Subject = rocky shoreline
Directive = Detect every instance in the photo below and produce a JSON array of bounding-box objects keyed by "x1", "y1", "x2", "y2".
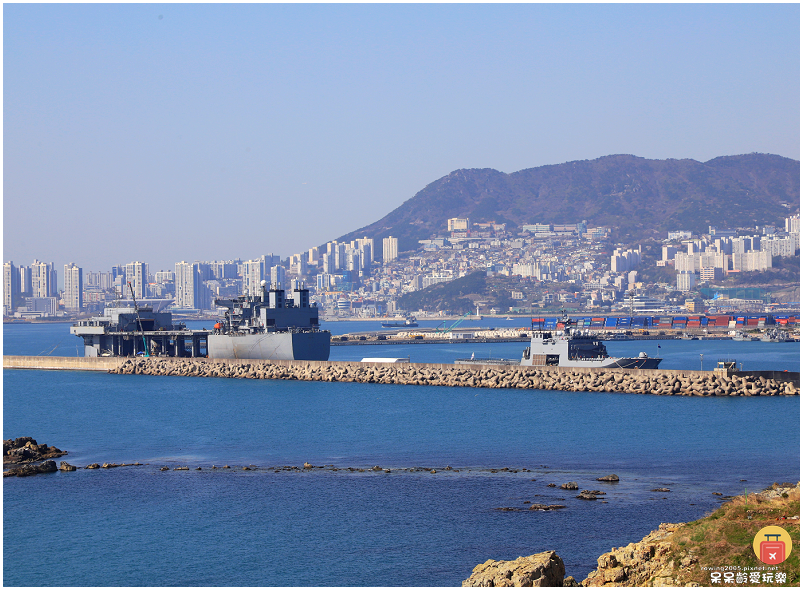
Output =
[
  {"x1": 463, "y1": 481, "x2": 800, "y2": 587},
  {"x1": 108, "y1": 357, "x2": 800, "y2": 397}
]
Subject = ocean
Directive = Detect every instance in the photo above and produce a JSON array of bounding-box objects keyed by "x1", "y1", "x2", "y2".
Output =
[{"x1": 3, "y1": 320, "x2": 799, "y2": 586}]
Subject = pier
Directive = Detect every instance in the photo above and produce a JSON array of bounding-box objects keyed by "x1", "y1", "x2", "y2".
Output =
[{"x1": 5, "y1": 355, "x2": 798, "y2": 396}]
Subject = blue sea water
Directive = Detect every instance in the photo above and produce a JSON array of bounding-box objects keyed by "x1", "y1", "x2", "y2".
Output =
[{"x1": 3, "y1": 321, "x2": 800, "y2": 586}]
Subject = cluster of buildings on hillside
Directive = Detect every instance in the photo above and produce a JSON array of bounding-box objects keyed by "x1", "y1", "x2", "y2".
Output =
[
  {"x1": 4, "y1": 215, "x2": 799, "y2": 320},
  {"x1": 659, "y1": 215, "x2": 800, "y2": 291}
]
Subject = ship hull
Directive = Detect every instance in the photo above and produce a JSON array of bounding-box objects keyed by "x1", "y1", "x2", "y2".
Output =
[
  {"x1": 552, "y1": 356, "x2": 662, "y2": 369},
  {"x1": 207, "y1": 331, "x2": 331, "y2": 361}
]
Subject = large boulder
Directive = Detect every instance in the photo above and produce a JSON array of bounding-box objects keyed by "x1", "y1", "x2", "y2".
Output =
[
  {"x1": 463, "y1": 551, "x2": 565, "y2": 587},
  {"x1": 596, "y1": 474, "x2": 619, "y2": 482}
]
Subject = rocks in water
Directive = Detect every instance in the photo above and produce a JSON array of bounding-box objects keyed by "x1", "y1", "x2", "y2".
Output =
[
  {"x1": 597, "y1": 474, "x2": 619, "y2": 482},
  {"x1": 529, "y1": 504, "x2": 566, "y2": 511},
  {"x1": 86, "y1": 463, "x2": 100, "y2": 469},
  {"x1": 60, "y1": 461, "x2": 77, "y2": 471},
  {"x1": 561, "y1": 482, "x2": 579, "y2": 490},
  {"x1": 547, "y1": 483, "x2": 556, "y2": 487},
  {"x1": 651, "y1": 488, "x2": 671, "y2": 492},
  {"x1": 462, "y1": 550, "x2": 565, "y2": 587},
  {"x1": 160, "y1": 466, "x2": 169, "y2": 471},
  {"x1": 3, "y1": 460, "x2": 58, "y2": 477},
  {"x1": 3, "y1": 437, "x2": 67, "y2": 465},
  {"x1": 303, "y1": 462, "x2": 313, "y2": 469},
  {"x1": 576, "y1": 491, "x2": 599, "y2": 500}
]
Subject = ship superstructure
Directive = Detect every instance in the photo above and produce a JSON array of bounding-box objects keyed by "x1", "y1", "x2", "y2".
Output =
[{"x1": 207, "y1": 283, "x2": 330, "y2": 361}]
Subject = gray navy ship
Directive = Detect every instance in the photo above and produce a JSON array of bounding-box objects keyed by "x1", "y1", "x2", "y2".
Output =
[
  {"x1": 71, "y1": 283, "x2": 330, "y2": 361},
  {"x1": 209, "y1": 282, "x2": 330, "y2": 361},
  {"x1": 457, "y1": 313, "x2": 661, "y2": 369}
]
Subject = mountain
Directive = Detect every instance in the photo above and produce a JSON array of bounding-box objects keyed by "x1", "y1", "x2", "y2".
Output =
[{"x1": 339, "y1": 153, "x2": 800, "y2": 256}]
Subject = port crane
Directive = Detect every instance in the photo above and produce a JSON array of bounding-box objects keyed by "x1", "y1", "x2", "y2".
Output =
[
  {"x1": 128, "y1": 281, "x2": 150, "y2": 357},
  {"x1": 435, "y1": 311, "x2": 472, "y2": 334}
]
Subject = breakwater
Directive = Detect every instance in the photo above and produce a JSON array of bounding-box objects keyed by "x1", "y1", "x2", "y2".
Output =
[{"x1": 99, "y1": 357, "x2": 800, "y2": 396}]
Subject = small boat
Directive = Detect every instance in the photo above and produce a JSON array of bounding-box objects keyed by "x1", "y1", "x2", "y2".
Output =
[{"x1": 381, "y1": 316, "x2": 418, "y2": 329}]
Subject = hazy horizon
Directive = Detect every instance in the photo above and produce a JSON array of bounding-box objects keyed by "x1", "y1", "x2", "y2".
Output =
[{"x1": 5, "y1": 4, "x2": 800, "y2": 276}]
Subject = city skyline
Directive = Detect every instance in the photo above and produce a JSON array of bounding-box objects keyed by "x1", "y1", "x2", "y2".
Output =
[{"x1": 5, "y1": 4, "x2": 800, "y2": 274}]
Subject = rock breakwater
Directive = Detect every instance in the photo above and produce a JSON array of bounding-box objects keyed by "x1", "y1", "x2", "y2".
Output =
[{"x1": 109, "y1": 358, "x2": 800, "y2": 396}]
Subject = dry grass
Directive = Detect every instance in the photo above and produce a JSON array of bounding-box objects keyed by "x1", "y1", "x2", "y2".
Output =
[{"x1": 668, "y1": 484, "x2": 800, "y2": 586}]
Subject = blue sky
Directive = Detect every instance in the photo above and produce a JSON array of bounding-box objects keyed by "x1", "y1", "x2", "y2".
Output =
[{"x1": 4, "y1": 3, "x2": 800, "y2": 275}]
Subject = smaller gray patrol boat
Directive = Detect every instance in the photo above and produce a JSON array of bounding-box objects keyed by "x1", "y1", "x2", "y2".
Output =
[
  {"x1": 520, "y1": 315, "x2": 661, "y2": 369},
  {"x1": 457, "y1": 313, "x2": 661, "y2": 369}
]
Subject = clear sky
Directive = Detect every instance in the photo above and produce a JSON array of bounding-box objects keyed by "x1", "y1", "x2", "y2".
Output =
[{"x1": 4, "y1": 3, "x2": 800, "y2": 276}]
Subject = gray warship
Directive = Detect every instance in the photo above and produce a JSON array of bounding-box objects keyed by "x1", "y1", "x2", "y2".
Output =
[
  {"x1": 208, "y1": 283, "x2": 330, "y2": 361},
  {"x1": 457, "y1": 313, "x2": 661, "y2": 369},
  {"x1": 520, "y1": 326, "x2": 661, "y2": 369},
  {"x1": 71, "y1": 283, "x2": 330, "y2": 361}
]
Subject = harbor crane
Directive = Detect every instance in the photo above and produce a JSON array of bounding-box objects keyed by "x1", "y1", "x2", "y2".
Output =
[{"x1": 128, "y1": 281, "x2": 150, "y2": 357}]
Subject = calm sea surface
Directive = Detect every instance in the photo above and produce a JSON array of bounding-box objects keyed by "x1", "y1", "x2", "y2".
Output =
[{"x1": 3, "y1": 320, "x2": 799, "y2": 586}]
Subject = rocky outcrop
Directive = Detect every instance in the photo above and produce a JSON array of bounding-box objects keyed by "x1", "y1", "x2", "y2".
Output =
[
  {"x1": 108, "y1": 358, "x2": 800, "y2": 397},
  {"x1": 3, "y1": 437, "x2": 67, "y2": 465},
  {"x1": 463, "y1": 551, "x2": 565, "y2": 587},
  {"x1": 581, "y1": 523, "x2": 687, "y2": 587},
  {"x1": 3, "y1": 460, "x2": 58, "y2": 477}
]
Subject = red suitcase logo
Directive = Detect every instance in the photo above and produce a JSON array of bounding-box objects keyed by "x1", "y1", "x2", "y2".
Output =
[
  {"x1": 754, "y1": 526, "x2": 792, "y2": 565},
  {"x1": 760, "y1": 534, "x2": 785, "y2": 564}
]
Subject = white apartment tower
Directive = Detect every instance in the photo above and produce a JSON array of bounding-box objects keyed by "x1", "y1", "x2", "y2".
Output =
[
  {"x1": 175, "y1": 261, "x2": 211, "y2": 309},
  {"x1": 382, "y1": 236, "x2": 398, "y2": 262},
  {"x1": 31, "y1": 260, "x2": 57, "y2": 298},
  {"x1": 63, "y1": 263, "x2": 83, "y2": 311},
  {"x1": 125, "y1": 261, "x2": 148, "y2": 299},
  {"x1": 786, "y1": 214, "x2": 800, "y2": 234},
  {"x1": 242, "y1": 259, "x2": 263, "y2": 295}
]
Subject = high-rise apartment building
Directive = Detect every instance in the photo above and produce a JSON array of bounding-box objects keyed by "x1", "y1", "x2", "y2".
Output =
[
  {"x1": 175, "y1": 261, "x2": 211, "y2": 309},
  {"x1": 19, "y1": 265, "x2": 33, "y2": 297},
  {"x1": 63, "y1": 263, "x2": 83, "y2": 311},
  {"x1": 3, "y1": 261, "x2": 21, "y2": 315},
  {"x1": 125, "y1": 261, "x2": 148, "y2": 299},
  {"x1": 31, "y1": 260, "x2": 57, "y2": 298},
  {"x1": 242, "y1": 259, "x2": 263, "y2": 295},
  {"x1": 271, "y1": 265, "x2": 287, "y2": 291},
  {"x1": 382, "y1": 236, "x2": 398, "y2": 262}
]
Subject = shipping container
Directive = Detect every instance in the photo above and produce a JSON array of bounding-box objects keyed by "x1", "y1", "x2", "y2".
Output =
[{"x1": 606, "y1": 317, "x2": 619, "y2": 327}]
